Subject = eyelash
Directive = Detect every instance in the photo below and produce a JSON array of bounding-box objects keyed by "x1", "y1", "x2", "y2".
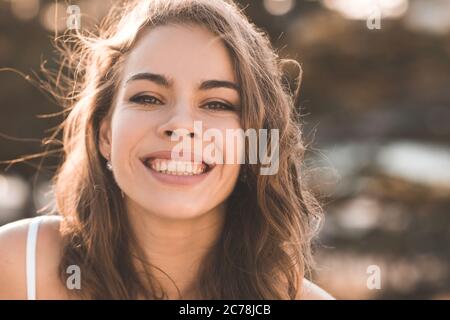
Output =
[{"x1": 129, "y1": 94, "x2": 236, "y2": 111}]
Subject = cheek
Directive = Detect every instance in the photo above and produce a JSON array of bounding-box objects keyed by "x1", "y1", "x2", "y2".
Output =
[
  {"x1": 110, "y1": 111, "x2": 156, "y2": 173},
  {"x1": 210, "y1": 119, "x2": 243, "y2": 186}
]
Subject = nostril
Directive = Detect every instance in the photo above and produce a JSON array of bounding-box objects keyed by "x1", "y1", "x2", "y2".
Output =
[
  {"x1": 165, "y1": 130, "x2": 195, "y2": 138},
  {"x1": 164, "y1": 130, "x2": 173, "y2": 137}
]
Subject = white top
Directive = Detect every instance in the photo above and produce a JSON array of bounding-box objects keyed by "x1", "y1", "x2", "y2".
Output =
[{"x1": 26, "y1": 215, "x2": 62, "y2": 300}]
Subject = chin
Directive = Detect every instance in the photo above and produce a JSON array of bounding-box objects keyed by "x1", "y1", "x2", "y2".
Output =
[{"x1": 140, "y1": 199, "x2": 211, "y2": 220}]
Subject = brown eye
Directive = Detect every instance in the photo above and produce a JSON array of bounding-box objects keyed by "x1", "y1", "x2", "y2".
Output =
[
  {"x1": 129, "y1": 94, "x2": 163, "y2": 105},
  {"x1": 203, "y1": 101, "x2": 235, "y2": 111}
]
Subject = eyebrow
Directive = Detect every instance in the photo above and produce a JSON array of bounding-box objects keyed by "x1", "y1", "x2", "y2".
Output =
[{"x1": 125, "y1": 72, "x2": 240, "y2": 93}]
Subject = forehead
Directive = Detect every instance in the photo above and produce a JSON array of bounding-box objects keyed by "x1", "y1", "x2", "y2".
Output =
[{"x1": 122, "y1": 24, "x2": 237, "y2": 85}]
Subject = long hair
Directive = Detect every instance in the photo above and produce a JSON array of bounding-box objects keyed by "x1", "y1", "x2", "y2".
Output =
[{"x1": 48, "y1": 0, "x2": 324, "y2": 299}]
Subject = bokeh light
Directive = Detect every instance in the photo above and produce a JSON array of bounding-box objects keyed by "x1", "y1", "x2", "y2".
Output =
[
  {"x1": 322, "y1": 0, "x2": 409, "y2": 20},
  {"x1": 39, "y1": 2, "x2": 67, "y2": 32},
  {"x1": 263, "y1": 0, "x2": 296, "y2": 16},
  {"x1": 10, "y1": 0, "x2": 40, "y2": 21}
]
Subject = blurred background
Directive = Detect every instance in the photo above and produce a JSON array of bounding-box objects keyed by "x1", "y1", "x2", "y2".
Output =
[{"x1": 0, "y1": 0, "x2": 449, "y2": 299}]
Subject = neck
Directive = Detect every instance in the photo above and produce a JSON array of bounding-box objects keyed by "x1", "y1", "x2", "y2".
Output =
[{"x1": 126, "y1": 199, "x2": 226, "y2": 299}]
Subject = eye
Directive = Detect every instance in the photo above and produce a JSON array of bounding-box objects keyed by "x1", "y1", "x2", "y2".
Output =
[
  {"x1": 129, "y1": 94, "x2": 163, "y2": 105},
  {"x1": 202, "y1": 101, "x2": 237, "y2": 111}
]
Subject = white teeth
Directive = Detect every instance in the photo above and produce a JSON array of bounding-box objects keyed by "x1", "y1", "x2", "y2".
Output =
[
  {"x1": 147, "y1": 159, "x2": 207, "y2": 175},
  {"x1": 177, "y1": 162, "x2": 185, "y2": 172},
  {"x1": 167, "y1": 161, "x2": 176, "y2": 172}
]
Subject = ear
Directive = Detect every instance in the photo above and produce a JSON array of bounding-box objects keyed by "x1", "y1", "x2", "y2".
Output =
[{"x1": 98, "y1": 116, "x2": 112, "y2": 160}]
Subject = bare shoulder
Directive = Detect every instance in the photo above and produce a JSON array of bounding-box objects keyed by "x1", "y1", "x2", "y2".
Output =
[
  {"x1": 297, "y1": 278, "x2": 335, "y2": 300},
  {"x1": 0, "y1": 216, "x2": 66, "y2": 299}
]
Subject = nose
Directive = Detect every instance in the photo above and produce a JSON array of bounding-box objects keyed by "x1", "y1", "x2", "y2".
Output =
[{"x1": 157, "y1": 103, "x2": 198, "y2": 140}]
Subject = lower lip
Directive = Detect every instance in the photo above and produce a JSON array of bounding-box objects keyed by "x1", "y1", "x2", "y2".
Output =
[{"x1": 141, "y1": 161, "x2": 212, "y2": 186}]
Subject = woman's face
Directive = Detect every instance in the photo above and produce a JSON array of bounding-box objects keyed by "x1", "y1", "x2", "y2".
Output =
[{"x1": 100, "y1": 24, "x2": 243, "y2": 219}]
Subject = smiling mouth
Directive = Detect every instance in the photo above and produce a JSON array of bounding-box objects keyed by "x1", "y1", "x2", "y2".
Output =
[{"x1": 141, "y1": 157, "x2": 215, "y2": 176}]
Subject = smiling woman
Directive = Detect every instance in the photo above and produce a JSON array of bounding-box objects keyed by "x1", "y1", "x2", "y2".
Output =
[{"x1": 0, "y1": 0, "x2": 332, "y2": 300}]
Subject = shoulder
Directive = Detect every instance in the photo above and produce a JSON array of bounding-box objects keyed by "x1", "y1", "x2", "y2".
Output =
[
  {"x1": 0, "y1": 216, "x2": 66, "y2": 299},
  {"x1": 297, "y1": 278, "x2": 335, "y2": 300}
]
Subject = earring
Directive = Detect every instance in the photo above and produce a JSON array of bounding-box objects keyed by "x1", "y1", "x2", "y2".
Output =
[
  {"x1": 105, "y1": 155, "x2": 124, "y2": 198},
  {"x1": 106, "y1": 155, "x2": 112, "y2": 171}
]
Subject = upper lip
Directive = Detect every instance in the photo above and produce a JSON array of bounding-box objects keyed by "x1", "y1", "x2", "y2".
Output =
[{"x1": 140, "y1": 150, "x2": 216, "y2": 169}]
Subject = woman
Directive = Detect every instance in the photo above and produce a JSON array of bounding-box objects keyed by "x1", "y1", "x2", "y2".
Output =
[{"x1": 0, "y1": 0, "x2": 333, "y2": 300}]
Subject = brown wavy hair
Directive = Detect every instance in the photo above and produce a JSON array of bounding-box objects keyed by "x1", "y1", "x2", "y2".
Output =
[{"x1": 44, "y1": 0, "x2": 324, "y2": 299}]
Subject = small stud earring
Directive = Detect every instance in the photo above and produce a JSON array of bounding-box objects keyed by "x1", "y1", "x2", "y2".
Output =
[
  {"x1": 105, "y1": 155, "x2": 124, "y2": 198},
  {"x1": 106, "y1": 156, "x2": 113, "y2": 171}
]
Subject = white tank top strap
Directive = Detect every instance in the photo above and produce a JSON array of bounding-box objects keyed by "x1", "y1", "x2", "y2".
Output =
[
  {"x1": 26, "y1": 216, "x2": 46, "y2": 300},
  {"x1": 26, "y1": 215, "x2": 61, "y2": 300}
]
